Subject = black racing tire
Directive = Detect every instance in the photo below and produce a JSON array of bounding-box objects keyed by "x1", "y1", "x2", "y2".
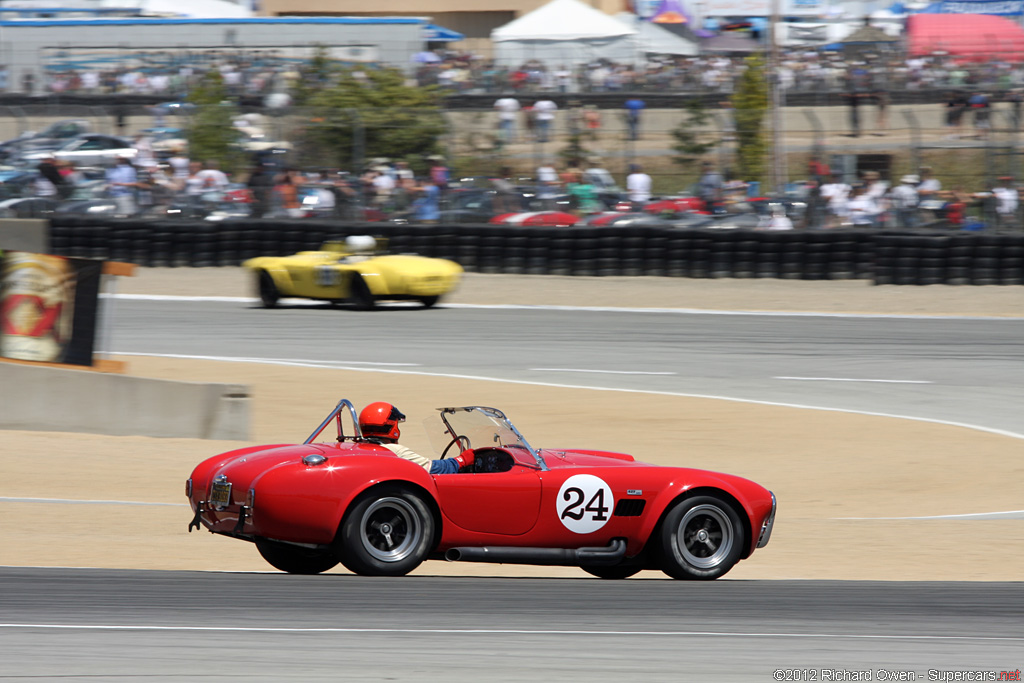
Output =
[
  {"x1": 581, "y1": 564, "x2": 643, "y2": 580},
  {"x1": 349, "y1": 274, "x2": 375, "y2": 310},
  {"x1": 336, "y1": 486, "x2": 434, "y2": 577},
  {"x1": 419, "y1": 295, "x2": 440, "y2": 308},
  {"x1": 659, "y1": 495, "x2": 745, "y2": 580},
  {"x1": 255, "y1": 538, "x2": 339, "y2": 575},
  {"x1": 257, "y1": 270, "x2": 280, "y2": 308}
]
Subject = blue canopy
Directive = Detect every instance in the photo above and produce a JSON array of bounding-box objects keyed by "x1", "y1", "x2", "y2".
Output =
[{"x1": 424, "y1": 23, "x2": 465, "y2": 41}]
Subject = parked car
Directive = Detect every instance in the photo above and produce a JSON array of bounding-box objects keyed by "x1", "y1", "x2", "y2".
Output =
[
  {"x1": 243, "y1": 235, "x2": 463, "y2": 309},
  {"x1": 19, "y1": 134, "x2": 137, "y2": 167},
  {"x1": 489, "y1": 210, "x2": 580, "y2": 226},
  {"x1": 186, "y1": 401, "x2": 776, "y2": 579},
  {"x1": 0, "y1": 196, "x2": 59, "y2": 218},
  {"x1": 0, "y1": 118, "x2": 91, "y2": 163}
]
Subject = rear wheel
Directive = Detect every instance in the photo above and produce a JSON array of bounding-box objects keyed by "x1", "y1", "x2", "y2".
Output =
[
  {"x1": 336, "y1": 486, "x2": 434, "y2": 576},
  {"x1": 255, "y1": 538, "x2": 339, "y2": 574},
  {"x1": 349, "y1": 275, "x2": 375, "y2": 310},
  {"x1": 660, "y1": 495, "x2": 744, "y2": 580},
  {"x1": 419, "y1": 295, "x2": 439, "y2": 308},
  {"x1": 257, "y1": 271, "x2": 279, "y2": 308}
]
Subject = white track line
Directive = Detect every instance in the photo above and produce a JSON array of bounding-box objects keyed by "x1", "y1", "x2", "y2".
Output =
[
  {"x1": 0, "y1": 497, "x2": 185, "y2": 507},
  {"x1": 0, "y1": 623, "x2": 1019, "y2": 642},
  {"x1": 102, "y1": 294, "x2": 1024, "y2": 321},
  {"x1": 835, "y1": 510, "x2": 1024, "y2": 521},
  {"x1": 112, "y1": 352, "x2": 418, "y2": 367},
  {"x1": 108, "y1": 351, "x2": 1024, "y2": 443},
  {"x1": 776, "y1": 376, "x2": 933, "y2": 384},
  {"x1": 531, "y1": 368, "x2": 676, "y2": 376}
]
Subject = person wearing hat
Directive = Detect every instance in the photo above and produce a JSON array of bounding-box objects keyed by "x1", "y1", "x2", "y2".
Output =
[{"x1": 889, "y1": 174, "x2": 920, "y2": 228}]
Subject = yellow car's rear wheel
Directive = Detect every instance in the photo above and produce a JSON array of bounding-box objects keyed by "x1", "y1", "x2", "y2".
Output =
[
  {"x1": 257, "y1": 271, "x2": 279, "y2": 308},
  {"x1": 350, "y1": 275, "x2": 375, "y2": 311}
]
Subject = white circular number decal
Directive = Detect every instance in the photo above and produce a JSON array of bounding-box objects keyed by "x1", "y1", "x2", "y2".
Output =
[{"x1": 556, "y1": 474, "x2": 614, "y2": 534}]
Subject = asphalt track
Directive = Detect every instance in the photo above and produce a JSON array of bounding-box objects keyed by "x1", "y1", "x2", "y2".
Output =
[
  {"x1": 106, "y1": 296, "x2": 1024, "y2": 438},
  {"x1": 2, "y1": 567, "x2": 1022, "y2": 682},
  {"x1": 12, "y1": 296, "x2": 1015, "y2": 680}
]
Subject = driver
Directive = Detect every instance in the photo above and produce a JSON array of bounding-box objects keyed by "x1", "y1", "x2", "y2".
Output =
[{"x1": 358, "y1": 402, "x2": 474, "y2": 474}]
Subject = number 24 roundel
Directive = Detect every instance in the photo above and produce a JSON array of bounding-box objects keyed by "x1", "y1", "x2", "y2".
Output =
[{"x1": 556, "y1": 474, "x2": 614, "y2": 534}]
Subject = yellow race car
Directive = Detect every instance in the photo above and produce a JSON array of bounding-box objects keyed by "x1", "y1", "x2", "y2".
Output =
[{"x1": 243, "y1": 236, "x2": 462, "y2": 309}]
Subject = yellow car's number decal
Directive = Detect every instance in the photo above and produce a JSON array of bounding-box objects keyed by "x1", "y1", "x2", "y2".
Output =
[{"x1": 314, "y1": 266, "x2": 340, "y2": 288}]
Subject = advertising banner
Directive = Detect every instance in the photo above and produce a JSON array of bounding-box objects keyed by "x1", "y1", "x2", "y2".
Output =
[
  {"x1": 922, "y1": 0, "x2": 1024, "y2": 15},
  {"x1": 0, "y1": 252, "x2": 102, "y2": 366}
]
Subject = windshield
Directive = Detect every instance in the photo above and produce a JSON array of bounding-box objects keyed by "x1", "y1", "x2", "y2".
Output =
[{"x1": 425, "y1": 407, "x2": 547, "y2": 470}]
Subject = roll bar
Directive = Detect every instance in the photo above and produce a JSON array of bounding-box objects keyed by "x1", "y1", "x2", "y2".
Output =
[{"x1": 305, "y1": 399, "x2": 363, "y2": 444}]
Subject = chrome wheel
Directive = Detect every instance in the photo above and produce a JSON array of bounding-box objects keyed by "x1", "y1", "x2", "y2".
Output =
[
  {"x1": 660, "y1": 495, "x2": 744, "y2": 580},
  {"x1": 338, "y1": 487, "x2": 435, "y2": 576},
  {"x1": 358, "y1": 496, "x2": 423, "y2": 563},
  {"x1": 676, "y1": 504, "x2": 734, "y2": 569}
]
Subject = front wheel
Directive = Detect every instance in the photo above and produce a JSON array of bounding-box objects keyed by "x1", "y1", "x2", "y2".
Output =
[
  {"x1": 336, "y1": 487, "x2": 434, "y2": 576},
  {"x1": 418, "y1": 295, "x2": 439, "y2": 308},
  {"x1": 255, "y1": 538, "x2": 339, "y2": 574},
  {"x1": 659, "y1": 495, "x2": 744, "y2": 580}
]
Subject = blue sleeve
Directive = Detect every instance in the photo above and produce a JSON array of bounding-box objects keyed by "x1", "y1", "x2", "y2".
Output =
[{"x1": 429, "y1": 458, "x2": 461, "y2": 475}]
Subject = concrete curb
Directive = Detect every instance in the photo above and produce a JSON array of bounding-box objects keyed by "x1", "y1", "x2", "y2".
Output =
[{"x1": 0, "y1": 362, "x2": 250, "y2": 439}]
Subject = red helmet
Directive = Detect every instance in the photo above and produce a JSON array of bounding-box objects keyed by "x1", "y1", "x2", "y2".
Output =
[{"x1": 358, "y1": 402, "x2": 406, "y2": 441}]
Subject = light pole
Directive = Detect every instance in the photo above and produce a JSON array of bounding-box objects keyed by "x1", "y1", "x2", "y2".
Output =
[{"x1": 769, "y1": 0, "x2": 787, "y2": 193}]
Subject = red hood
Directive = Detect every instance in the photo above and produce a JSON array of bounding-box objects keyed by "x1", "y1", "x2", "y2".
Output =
[{"x1": 538, "y1": 448, "x2": 638, "y2": 468}]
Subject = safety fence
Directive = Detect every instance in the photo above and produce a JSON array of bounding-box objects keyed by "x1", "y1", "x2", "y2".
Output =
[{"x1": 48, "y1": 217, "x2": 1024, "y2": 286}]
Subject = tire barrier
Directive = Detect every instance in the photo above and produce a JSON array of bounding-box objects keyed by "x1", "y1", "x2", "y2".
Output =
[{"x1": 46, "y1": 217, "x2": 1024, "y2": 286}]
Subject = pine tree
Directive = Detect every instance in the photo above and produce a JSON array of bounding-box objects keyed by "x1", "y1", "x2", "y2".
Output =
[{"x1": 731, "y1": 54, "x2": 769, "y2": 185}]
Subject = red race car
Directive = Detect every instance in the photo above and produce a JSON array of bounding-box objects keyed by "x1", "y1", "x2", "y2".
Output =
[{"x1": 187, "y1": 401, "x2": 776, "y2": 580}]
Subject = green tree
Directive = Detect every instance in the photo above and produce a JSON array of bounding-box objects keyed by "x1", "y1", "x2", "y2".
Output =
[
  {"x1": 731, "y1": 54, "x2": 769, "y2": 185},
  {"x1": 291, "y1": 45, "x2": 337, "y2": 107},
  {"x1": 185, "y1": 70, "x2": 243, "y2": 173},
  {"x1": 301, "y1": 67, "x2": 446, "y2": 171},
  {"x1": 670, "y1": 99, "x2": 716, "y2": 170}
]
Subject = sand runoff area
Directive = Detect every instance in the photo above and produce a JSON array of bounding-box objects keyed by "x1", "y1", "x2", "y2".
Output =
[{"x1": 2, "y1": 270, "x2": 1022, "y2": 580}]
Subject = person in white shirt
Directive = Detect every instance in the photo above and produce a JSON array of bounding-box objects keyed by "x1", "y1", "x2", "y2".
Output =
[
  {"x1": 763, "y1": 204, "x2": 793, "y2": 230},
  {"x1": 195, "y1": 160, "x2": 229, "y2": 192},
  {"x1": 371, "y1": 168, "x2": 396, "y2": 206},
  {"x1": 846, "y1": 184, "x2": 880, "y2": 227},
  {"x1": 493, "y1": 96, "x2": 520, "y2": 143},
  {"x1": 889, "y1": 175, "x2": 920, "y2": 228},
  {"x1": 536, "y1": 163, "x2": 559, "y2": 200},
  {"x1": 916, "y1": 166, "x2": 942, "y2": 204},
  {"x1": 993, "y1": 176, "x2": 1019, "y2": 229},
  {"x1": 531, "y1": 98, "x2": 557, "y2": 143},
  {"x1": 819, "y1": 174, "x2": 851, "y2": 226},
  {"x1": 625, "y1": 164, "x2": 652, "y2": 211},
  {"x1": 168, "y1": 147, "x2": 190, "y2": 181}
]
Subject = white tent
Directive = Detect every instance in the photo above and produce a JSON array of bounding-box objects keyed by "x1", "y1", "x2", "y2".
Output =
[
  {"x1": 100, "y1": 0, "x2": 253, "y2": 18},
  {"x1": 615, "y1": 12, "x2": 697, "y2": 56},
  {"x1": 492, "y1": 0, "x2": 638, "y2": 66}
]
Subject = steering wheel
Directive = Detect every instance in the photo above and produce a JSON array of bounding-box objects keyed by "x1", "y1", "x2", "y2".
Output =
[{"x1": 441, "y1": 435, "x2": 471, "y2": 459}]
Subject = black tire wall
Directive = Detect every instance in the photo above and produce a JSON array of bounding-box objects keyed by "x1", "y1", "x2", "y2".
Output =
[{"x1": 47, "y1": 217, "x2": 1024, "y2": 286}]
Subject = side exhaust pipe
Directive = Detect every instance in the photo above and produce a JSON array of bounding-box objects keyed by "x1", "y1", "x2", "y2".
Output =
[{"x1": 444, "y1": 539, "x2": 627, "y2": 567}]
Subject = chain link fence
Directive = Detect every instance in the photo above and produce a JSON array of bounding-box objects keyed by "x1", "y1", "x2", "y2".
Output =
[{"x1": 4, "y1": 96, "x2": 1024, "y2": 229}]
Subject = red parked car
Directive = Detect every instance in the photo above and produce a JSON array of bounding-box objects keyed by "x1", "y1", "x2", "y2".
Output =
[
  {"x1": 489, "y1": 211, "x2": 580, "y2": 226},
  {"x1": 187, "y1": 401, "x2": 776, "y2": 580}
]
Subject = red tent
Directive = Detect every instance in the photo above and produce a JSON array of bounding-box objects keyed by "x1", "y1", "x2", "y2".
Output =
[{"x1": 907, "y1": 13, "x2": 1024, "y2": 62}]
